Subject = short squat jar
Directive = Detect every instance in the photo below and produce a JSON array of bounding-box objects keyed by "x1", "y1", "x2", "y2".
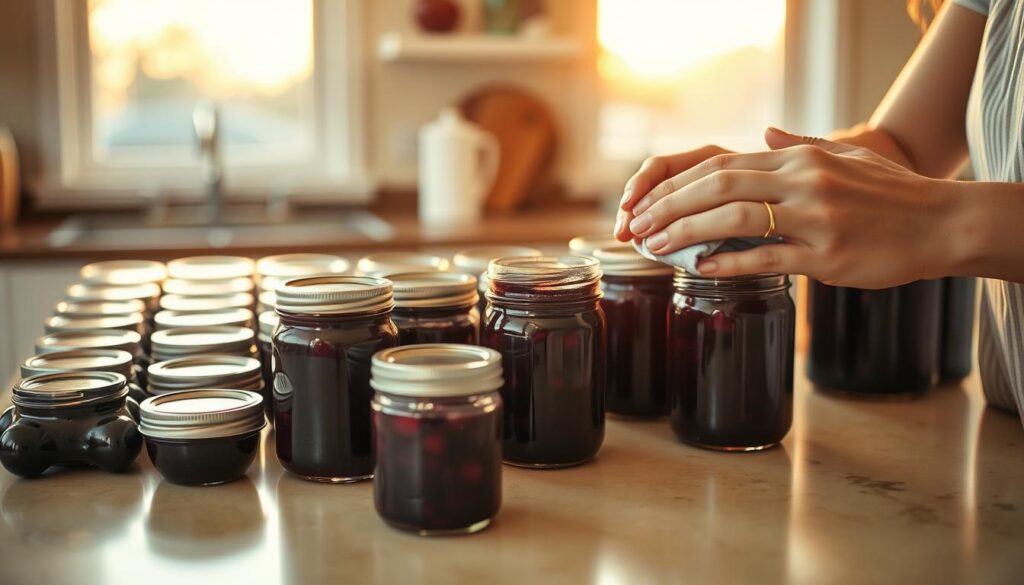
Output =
[
  {"x1": 593, "y1": 247, "x2": 674, "y2": 417},
  {"x1": 273, "y1": 275, "x2": 399, "y2": 483},
  {"x1": 668, "y1": 272, "x2": 795, "y2": 451},
  {"x1": 371, "y1": 344, "x2": 503, "y2": 535},
  {"x1": 0, "y1": 372, "x2": 142, "y2": 478},
  {"x1": 389, "y1": 272, "x2": 479, "y2": 346},
  {"x1": 480, "y1": 255, "x2": 607, "y2": 468},
  {"x1": 139, "y1": 389, "x2": 265, "y2": 486}
]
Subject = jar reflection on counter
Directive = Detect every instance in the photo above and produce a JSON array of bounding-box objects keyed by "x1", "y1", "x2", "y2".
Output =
[
  {"x1": 480, "y1": 255, "x2": 606, "y2": 468},
  {"x1": 389, "y1": 271, "x2": 479, "y2": 346},
  {"x1": 272, "y1": 275, "x2": 399, "y2": 483},
  {"x1": 668, "y1": 271, "x2": 795, "y2": 451}
]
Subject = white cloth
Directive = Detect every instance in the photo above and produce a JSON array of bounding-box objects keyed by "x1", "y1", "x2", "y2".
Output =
[{"x1": 632, "y1": 237, "x2": 780, "y2": 275}]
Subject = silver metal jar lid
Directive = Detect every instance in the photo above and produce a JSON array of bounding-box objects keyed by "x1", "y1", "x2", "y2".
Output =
[
  {"x1": 356, "y1": 252, "x2": 450, "y2": 277},
  {"x1": 256, "y1": 253, "x2": 350, "y2": 280},
  {"x1": 568, "y1": 235, "x2": 622, "y2": 256},
  {"x1": 274, "y1": 275, "x2": 394, "y2": 315},
  {"x1": 389, "y1": 272, "x2": 478, "y2": 309},
  {"x1": 66, "y1": 282, "x2": 161, "y2": 304},
  {"x1": 162, "y1": 277, "x2": 254, "y2": 297},
  {"x1": 80, "y1": 260, "x2": 167, "y2": 286},
  {"x1": 13, "y1": 371, "x2": 129, "y2": 409},
  {"x1": 35, "y1": 329, "x2": 142, "y2": 355},
  {"x1": 139, "y1": 389, "x2": 265, "y2": 440},
  {"x1": 258, "y1": 311, "x2": 279, "y2": 340},
  {"x1": 154, "y1": 307, "x2": 254, "y2": 330},
  {"x1": 166, "y1": 256, "x2": 255, "y2": 281},
  {"x1": 21, "y1": 349, "x2": 134, "y2": 379},
  {"x1": 452, "y1": 246, "x2": 543, "y2": 275},
  {"x1": 147, "y1": 355, "x2": 262, "y2": 394},
  {"x1": 593, "y1": 246, "x2": 674, "y2": 277},
  {"x1": 257, "y1": 290, "x2": 277, "y2": 313},
  {"x1": 159, "y1": 292, "x2": 254, "y2": 313},
  {"x1": 371, "y1": 344, "x2": 503, "y2": 397},
  {"x1": 54, "y1": 299, "x2": 147, "y2": 318},
  {"x1": 150, "y1": 326, "x2": 255, "y2": 361},
  {"x1": 44, "y1": 312, "x2": 145, "y2": 334}
]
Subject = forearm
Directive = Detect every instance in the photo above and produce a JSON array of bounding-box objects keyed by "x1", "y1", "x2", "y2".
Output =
[
  {"x1": 828, "y1": 124, "x2": 917, "y2": 171},
  {"x1": 942, "y1": 180, "x2": 1024, "y2": 283}
]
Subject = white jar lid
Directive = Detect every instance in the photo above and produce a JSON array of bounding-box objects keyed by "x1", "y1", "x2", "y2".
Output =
[
  {"x1": 139, "y1": 389, "x2": 265, "y2": 440},
  {"x1": 154, "y1": 307, "x2": 254, "y2": 330},
  {"x1": 257, "y1": 290, "x2": 277, "y2": 313},
  {"x1": 162, "y1": 277, "x2": 254, "y2": 297},
  {"x1": 159, "y1": 292, "x2": 254, "y2": 313},
  {"x1": 371, "y1": 344, "x2": 503, "y2": 397},
  {"x1": 150, "y1": 326, "x2": 255, "y2": 361},
  {"x1": 54, "y1": 299, "x2": 147, "y2": 318},
  {"x1": 389, "y1": 271, "x2": 478, "y2": 309},
  {"x1": 356, "y1": 252, "x2": 450, "y2": 277},
  {"x1": 452, "y1": 246, "x2": 543, "y2": 275},
  {"x1": 35, "y1": 329, "x2": 142, "y2": 355},
  {"x1": 275, "y1": 275, "x2": 394, "y2": 315},
  {"x1": 21, "y1": 349, "x2": 134, "y2": 379},
  {"x1": 568, "y1": 235, "x2": 622, "y2": 256},
  {"x1": 593, "y1": 246, "x2": 674, "y2": 277},
  {"x1": 66, "y1": 282, "x2": 161, "y2": 304},
  {"x1": 258, "y1": 310, "x2": 279, "y2": 340},
  {"x1": 147, "y1": 355, "x2": 262, "y2": 394},
  {"x1": 166, "y1": 256, "x2": 255, "y2": 281},
  {"x1": 256, "y1": 253, "x2": 350, "y2": 280},
  {"x1": 80, "y1": 260, "x2": 167, "y2": 286},
  {"x1": 44, "y1": 312, "x2": 144, "y2": 334}
]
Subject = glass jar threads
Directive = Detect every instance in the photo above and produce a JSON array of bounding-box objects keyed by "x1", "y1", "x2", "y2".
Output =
[
  {"x1": 273, "y1": 275, "x2": 399, "y2": 483},
  {"x1": 389, "y1": 272, "x2": 479, "y2": 345},
  {"x1": 480, "y1": 255, "x2": 607, "y2": 468},
  {"x1": 452, "y1": 246, "x2": 542, "y2": 317},
  {"x1": 593, "y1": 247, "x2": 674, "y2": 417},
  {"x1": 668, "y1": 272, "x2": 795, "y2": 451},
  {"x1": 356, "y1": 252, "x2": 450, "y2": 277},
  {"x1": 371, "y1": 344, "x2": 503, "y2": 535}
]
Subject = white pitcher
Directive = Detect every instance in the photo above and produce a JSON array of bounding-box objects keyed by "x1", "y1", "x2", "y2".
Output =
[{"x1": 418, "y1": 108, "x2": 499, "y2": 226}]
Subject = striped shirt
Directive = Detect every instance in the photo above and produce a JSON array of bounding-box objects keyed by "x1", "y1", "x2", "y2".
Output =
[{"x1": 955, "y1": 0, "x2": 1024, "y2": 426}]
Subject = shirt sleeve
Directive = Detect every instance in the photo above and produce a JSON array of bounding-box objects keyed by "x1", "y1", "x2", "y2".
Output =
[{"x1": 952, "y1": 0, "x2": 990, "y2": 16}]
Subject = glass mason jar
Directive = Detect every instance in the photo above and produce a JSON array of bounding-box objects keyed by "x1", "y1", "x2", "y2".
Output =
[
  {"x1": 939, "y1": 277, "x2": 977, "y2": 382},
  {"x1": 371, "y1": 344, "x2": 503, "y2": 535},
  {"x1": 668, "y1": 272, "x2": 795, "y2": 451},
  {"x1": 35, "y1": 328, "x2": 149, "y2": 392},
  {"x1": 273, "y1": 275, "x2": 399, "y2": 483},
  {"x1": 257, "y1": 310, "x2": 280, "y2": 421},
  {"x1": 593, "y1": 247, "x2": 674, "y2": 417},
  {"x1": 452, "y1": 246, "x2": 543, "y2": 318},
  {"x1": 807, "y1": 280, "x2": 942, "y2": 395},
  {"x1": 480, "y1": 255, "x2": 607, "y2": 468},
  {"x1": 146, "y1": 355, "x2": 263, "y2": 396},
  {"x1": 389, "y1": 272, "x2": 480, "y2": 345}
]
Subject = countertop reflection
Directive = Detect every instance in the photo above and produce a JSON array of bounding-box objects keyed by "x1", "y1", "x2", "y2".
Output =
[{"x1": 0, "y1": 362, "x2": 1021, "y2": 585}]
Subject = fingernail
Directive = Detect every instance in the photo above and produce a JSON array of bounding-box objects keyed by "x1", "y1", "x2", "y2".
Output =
[
  {"x1": 697, "y1": 260, "x2": 718, "y2": 274},
  {"x1": 613, "y1": 215, "x2": 623, "y2": 236},
  {"x1": 647, "y1": 231, "x2": 669, "y2": 251},
  {"x1": 633, "y1": 196, "x2": 652, "y2": 214},
  {"x1": 629, "y1": 213, "x2": 653, "y2": 235},
  {"x1": 619, "y1": 187, "x2": 633, "y2": 207}
]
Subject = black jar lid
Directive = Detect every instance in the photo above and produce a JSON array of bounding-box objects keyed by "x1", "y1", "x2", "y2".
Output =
[
  {"x1": 44, "y1": 312, "x2": 145, "y2": 334},
  {"x1": 275, "y1": 275, "x2": 394, "y2": 315},
  {"x1": 452, "y1": 246, "x2": 542, "y2": 275},
  {"x1": 13, "y1": 371, "x2": 129, "y2": 409},
  {"x1": 356, "y1": 252, "x2": 450, "y2": 277},
  {"x1": 66, "y1": 282, "x2": 161, "y2": 304},
  {"x1": 21, "y1": 349, "x2": 134, "y2": 379},
  {"x1": 593, "y1": 246, "x2": 674, "y2": 277},
  {"x1": 154, "y1": 307, "x2": 254, "y2": 331},
  {"x1": 147, "y1": 355, "x2": 262, "y2": 394},
  {"x1": 80, "y1": 260, "x2": 167, "y2": 286},
  {"x1": 166, "y1": 256, "x2": 255, "y2": 281},
  {"x1": 35, "y1": 329, "x2": 143, "y2": 355},
  {"x1": 162, "y1": 277, "x2": 254, "y2": 297},
  {"x1": 257, "y1": 311, "x2": 279, "y2": 341},
  {"x1": 388, "y1": 272, "x2": 478, "y2": 309},
  {"x1": 371, "y1": 344, "x2": 503, "y2": 397},
  {"x1": 159, "y1": 292, "x2": 254, "y2": 313},
  {"x1": 150, "y1": 326, "x2": 255, "y2": 361},
  {"x1": 139, "y1": 389, "x2": 265, "y2": 440},
  {"x1": 54, "y1": 299, "x2": 147, "y2": 318}
]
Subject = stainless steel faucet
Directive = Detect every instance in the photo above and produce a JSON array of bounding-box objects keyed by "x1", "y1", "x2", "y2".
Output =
[{"x1": 193, "y1": 99, "x2": 223, "y2": 224}]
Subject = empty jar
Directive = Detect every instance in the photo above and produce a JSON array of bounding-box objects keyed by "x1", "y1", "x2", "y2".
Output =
[{"x1": 389, "y1": 271, "x2": 479, "y2": 345}]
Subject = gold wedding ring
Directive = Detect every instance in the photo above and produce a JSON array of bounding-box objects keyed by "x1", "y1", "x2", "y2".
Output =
[{"x1": 762, "y1": 201, "x2": 776, "y2": 239}]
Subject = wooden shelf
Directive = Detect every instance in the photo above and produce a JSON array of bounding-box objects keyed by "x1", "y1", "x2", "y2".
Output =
[{"x1": 377, "y1": 32, "x2": 582, "y2": 64}]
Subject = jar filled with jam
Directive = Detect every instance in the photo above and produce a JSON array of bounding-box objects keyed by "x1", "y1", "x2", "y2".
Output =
[
  {"x1": 452, "y1": 246, "x2": 542, "y2": 318},
  {"x1": 593, "y1": 246, "x2": 673, "y2": 417},
  {"x1": 273, "y1": 275, "x2": 399, "y2": 483},
  {"x1": 371, "y1": 344, "x2": 503, "y2": 535},
  {"x1": 356, "y1": 252, "x2": 450, "y2": 277},
  {"x1": 668, "y1": 272, "x2": 795, "y2": 451},
  {"x1": 480, "y1": 255, "x2": 606, "y2": 468},
  {"x1": 389, "y1": 272, "x2": 479, "y2": 346},
  {"x1": 807, "y1": 280, "x2": 942, "y2": 396}
]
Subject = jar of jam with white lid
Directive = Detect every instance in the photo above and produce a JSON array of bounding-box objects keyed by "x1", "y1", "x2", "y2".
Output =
[
  {"x1": 273, "y1": 275, "x2": 399, "y2": 483},
  {"x1": 356, "y1": 252, "x2": 450, "y2": 277},
  {"x1": 166, "y1": 255, "x2": 255, "y2": 281},
  {"x1": 0, "y1": 371, "x2": 142, "y2": 478},
  {"x1": 159, "y1": 292, "x2": 254, "y2": 314},
  {"x1": 146, "y1": 355, "x2": 263, "y2": 395},
  {"x1": 66, "y1": 282, "x2": 162, "y2": 316},
  {"x1": 150, "y1": 326, "x2": 257, "y2": 362},
  {"x1": 389, "y1": 272, "x2": 479, "y2": 346},
  {"x1": 257, "y1": 311, "x2": 280, "y2": 421},
  {"x1": 162, "y1": 277, "x2": 254, "y2": 297},
  {"x1": 480, "y1": 255, "x2": 607, "y2": 468},
  {"x1": 452, "y1": 246, "x2": 542, "y2": 318},
  {"x1": 371, "y1": 344, "x2": 503, "y2": 535},
  {"x1": 593, "y1": 246, "x2": 673, "y2": 417},
  {"x1": 668, "y1": 271, "x2": 795, "y2": 451},
  {"x1": 80, "y1": 260, "x2": 167, "y2": 286},
  {"x1": 154, "y1": 307, "x2": 255, "y2": 331},
  {"x1": 139, "y1": 389, "x2": 265, "y2": 486}
]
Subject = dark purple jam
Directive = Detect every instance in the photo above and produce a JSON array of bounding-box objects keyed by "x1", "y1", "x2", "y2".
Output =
[
  {"x1": 392, "y1": 306, "x2": 479, "y2": 346},
  {"x1": 807, "y1": 279, "x2": 942, "y2": 395},
  {"x1": 668, "y1": 273, "x2": 794, "y2": 450},
  {"x1": 145, "y1": 432, "x2": 260, "y2": 486}
]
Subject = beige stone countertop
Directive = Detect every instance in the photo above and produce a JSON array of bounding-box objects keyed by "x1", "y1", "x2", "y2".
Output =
[{"x1": 0, "y1": 360, "x2": 1022, "y2": 585}]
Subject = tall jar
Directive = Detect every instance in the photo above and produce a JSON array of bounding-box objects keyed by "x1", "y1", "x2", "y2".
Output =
[
  {"x1": 593, "y1": 247, "x2": 674, "y2": 417},
  {"x1": 371, "y1": 344, "x2": 503, "y2": 535},
  {"x1": 389, "y1": 272, "x2": 479, "y2": 345},
  {"x1": 668, "y1": 272, "x2": 795, "y2": 451},
  {"x1": 452, "y1": 246, "x2": 542, "y2": 318},
  {"x1": 480, "y1": 255, "x2": 606, "y2": 468},
  {"x1": 273, "y1": 275, "x2": 399, "y2": 483},
  {"x1": 807, "y1": 280, "x2": 942, "y2": 395}
]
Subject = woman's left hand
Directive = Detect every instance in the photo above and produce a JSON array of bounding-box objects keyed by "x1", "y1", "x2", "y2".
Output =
[{"x1": 620, "y1": 127, "x2": 960, "y2": 289}]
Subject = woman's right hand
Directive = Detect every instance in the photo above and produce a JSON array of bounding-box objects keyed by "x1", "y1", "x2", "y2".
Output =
[{"x1": 614, "y1": 145, "x2": 734, "y2": 241}]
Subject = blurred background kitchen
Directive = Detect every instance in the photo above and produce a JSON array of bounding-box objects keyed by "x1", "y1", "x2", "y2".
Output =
[{"x1": 0, "y1": 0, "x2": 921, "y2": 377}]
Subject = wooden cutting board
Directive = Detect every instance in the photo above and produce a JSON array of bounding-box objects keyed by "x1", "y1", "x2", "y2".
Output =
[{"x1": 459, "y1": 86, "x2": 555, "y2": 214}]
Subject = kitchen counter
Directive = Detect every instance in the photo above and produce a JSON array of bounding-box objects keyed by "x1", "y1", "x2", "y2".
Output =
[{"x1": 0, "y1": 361, "x2": 1022, "y2": 585}]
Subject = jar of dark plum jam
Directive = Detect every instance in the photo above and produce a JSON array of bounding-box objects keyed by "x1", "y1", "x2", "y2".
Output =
[
  {"x1": 668, "y1": 271, "x2": 795, "y2": 451},
  {"x1": 807, "y1": 280, "x2": 942, "y2": 396},
  {"x1": 593, "y1": 247, "x2": 673, "y2": 417},
  {"x1": 273, "y1": 275, "x2": 399, "y2": 483},
  {"x1": 480, "y1": 255, "x2": 606, "y2": 468},
  {"x1": 371, "y1": 344, "x2": 503, "y2": 535},
  {"x1": 389, "y1": 272, "x2": 479, "y2": 346}
]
